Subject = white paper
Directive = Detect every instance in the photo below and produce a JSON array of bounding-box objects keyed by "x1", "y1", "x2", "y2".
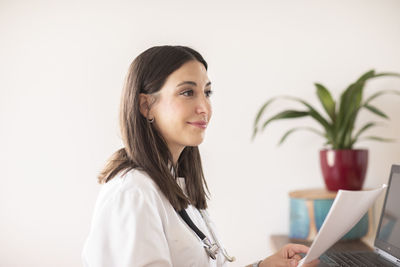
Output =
[{"x1": 298, "y1": 185, "x2": 387, "y2": 267}]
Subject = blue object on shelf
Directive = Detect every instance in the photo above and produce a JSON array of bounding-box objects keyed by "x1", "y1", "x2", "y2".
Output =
[{"x1": 289, "y1": 189, "x2": 370, "y2": 241}]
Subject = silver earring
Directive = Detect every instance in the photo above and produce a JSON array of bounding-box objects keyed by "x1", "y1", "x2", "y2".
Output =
[{"x1": 147, "y1": 117, "x2": 154, "y2": 123}]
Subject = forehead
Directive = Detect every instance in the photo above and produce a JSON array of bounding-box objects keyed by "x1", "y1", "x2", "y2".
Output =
[{"x1": 164, "y1": 60, "x2": 209, "y2": 86}]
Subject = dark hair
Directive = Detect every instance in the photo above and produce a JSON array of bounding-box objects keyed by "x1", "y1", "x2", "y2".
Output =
[{"x1": 98, "y1": 45, "x2": 209, "y2": 211}]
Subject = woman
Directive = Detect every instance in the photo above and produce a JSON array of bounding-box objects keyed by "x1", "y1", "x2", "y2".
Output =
[{"x1": 82, "y1": 45, "x2": 318, "y2": 267}]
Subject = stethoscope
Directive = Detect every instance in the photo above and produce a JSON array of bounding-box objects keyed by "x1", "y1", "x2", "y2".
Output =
[{"x1": 178, "y1": 209, "x2": 236, "y2": 262}]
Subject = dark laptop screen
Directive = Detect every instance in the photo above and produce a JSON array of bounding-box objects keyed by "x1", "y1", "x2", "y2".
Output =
[{"x1": 375, "y1": 165, "x2": 400, "y2": 259}]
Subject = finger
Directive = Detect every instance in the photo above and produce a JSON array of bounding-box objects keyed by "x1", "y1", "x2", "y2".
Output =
[
  {"x1": 291, "y1": 254, "x2": 302, "y2": 261},
  {"x1": 303, "y1": 258, "x2": 320, "y2": 267},
  {"x1": 286, "y1": 259, "x2": 299, "y2": 267},
  {"x1": 284, "y1": 244, "x2": 310, "y2": 257},
  {"x1": 262, "y1": 257, "x2": 297, "y2": 267}
]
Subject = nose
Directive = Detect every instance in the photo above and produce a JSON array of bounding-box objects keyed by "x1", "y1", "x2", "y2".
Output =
[{"x1": 195, "y1": 94, "x2": 211, "y2": 119}]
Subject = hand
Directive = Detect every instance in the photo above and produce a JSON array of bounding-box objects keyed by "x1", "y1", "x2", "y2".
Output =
[{"x1": 259, "y1": 243, "x2": 319, "y2": 267}]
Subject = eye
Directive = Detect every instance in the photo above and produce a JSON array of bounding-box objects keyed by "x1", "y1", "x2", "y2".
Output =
[
  {"x1": 205, "y1": 89, "x2": 213, "y2": 98},
  {"x1": 180, "y1": 89, "x2": 194, "y2": 97}
]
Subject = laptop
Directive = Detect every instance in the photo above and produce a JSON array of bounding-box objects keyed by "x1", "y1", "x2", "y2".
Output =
[{"x1": 319, "y1": 164, "x2": 400, "y2": 266}]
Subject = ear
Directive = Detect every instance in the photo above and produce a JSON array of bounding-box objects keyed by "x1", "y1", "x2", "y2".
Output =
[{"x1": 139, "y1": 93, "x2": 151, "y2": 118}]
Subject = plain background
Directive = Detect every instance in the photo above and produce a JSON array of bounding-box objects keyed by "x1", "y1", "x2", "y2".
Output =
[{"x1": 1, "y1": 0, "x2": 400, "y2": 266}]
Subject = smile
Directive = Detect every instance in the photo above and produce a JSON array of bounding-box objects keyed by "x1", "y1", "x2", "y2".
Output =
[{"x1": 187, "y1": 121, "x2": 207, "y2": 129}]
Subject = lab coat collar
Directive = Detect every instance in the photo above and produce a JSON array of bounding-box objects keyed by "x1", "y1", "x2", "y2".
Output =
[{"x1": 176, "y1": 177, "x2": 188, "y2": 196}]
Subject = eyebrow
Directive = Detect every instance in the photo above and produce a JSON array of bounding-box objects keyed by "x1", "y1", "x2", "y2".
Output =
[{"x1": 176, "y1": 81, "x2": 212, "y2": 88}]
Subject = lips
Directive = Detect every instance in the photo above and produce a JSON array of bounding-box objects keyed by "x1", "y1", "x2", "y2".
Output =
[{"x1": 187, "y1": 121, "x2": 207, "y2": 129}]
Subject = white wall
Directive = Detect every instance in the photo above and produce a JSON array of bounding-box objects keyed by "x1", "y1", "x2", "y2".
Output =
[{"x1": 1, "y1": 0, "x2": 400, "y2": 266}]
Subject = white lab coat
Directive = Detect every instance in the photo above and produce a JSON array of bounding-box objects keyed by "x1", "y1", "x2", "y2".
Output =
[{"x1": 82, "y1": 169, "x2": 228, "y2": 267}]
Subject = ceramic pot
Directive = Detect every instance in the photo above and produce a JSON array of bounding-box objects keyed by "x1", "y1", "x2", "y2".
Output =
[{"x1": 320, "y1": 149, "x2": 368, "y2": 191}]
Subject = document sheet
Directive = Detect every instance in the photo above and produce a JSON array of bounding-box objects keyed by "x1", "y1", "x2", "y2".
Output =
[{"x1": 298, "y1": 185, "x2": 387, "y2": 267}]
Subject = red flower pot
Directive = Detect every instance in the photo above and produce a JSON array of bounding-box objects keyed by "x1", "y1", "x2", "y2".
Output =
[{"x1": 320, "y1": 149, "x2": 368, "y2": 191}]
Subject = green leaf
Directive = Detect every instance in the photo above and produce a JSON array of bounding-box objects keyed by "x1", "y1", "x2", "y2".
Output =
[
  {"x1": 261, "y1": 110, "x2": 309, "y2": 131},
  {"x1": 252, "y1": 69, "x2": 400, "y2": 147},
  {"x1": 354, "y1": 70, "x2": 400, "y2": 84},
  {"x1": 355, "y1": 69, "x2": 375, "y2": 83},
  {"x1": 336, "y1": 82, "x2": 364, "y2": 148},
  {"x1": 252, "y1": 98, "x2": 277, "y2": 140},
  {"x1": 351, "y1": 122, "x2": 379, "y2": 146},
  {"x1": 281, "y1": 96, "x2": 335, "y2": 145},
  {"x1": 364, "y1": 104, "x2": 389, "y2": 119},
  {"x1": 337, "y1": 83, "x2": 359, "y2": 126},
  {"x1": 278, "y1": 127, "x2": 324, "y2": 145},
  {"x1": 337, "y1": 69, "x2": 380, "y2": 126},
  {"x1": 359, "y1": 136, "x2": 396, "y2": 143},
  {"x1": 315, "y1": 83, "x2": 336, "y2": 122},
  {"x1": 355, "y1": 70, "x2": 400, "y2": 88},
  {"x1": 337, "y1": 84, "x2": 354, "y2": 127},
  {"x1": 366, "y1": 72, "x2": 400, "y2": 79},
  {"x1": 281, "y1": 96, "x2": 332, "y2": 130},
  {"x1": 336, "y1": 70, "x2": 400, "y2": 148},
  {"x1": 364, "y1": 90, "x2": 400, "y2": 105}
]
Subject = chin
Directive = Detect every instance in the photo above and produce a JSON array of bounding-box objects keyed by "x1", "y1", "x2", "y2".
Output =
[{"x1": 186, "y1": 137, "x2": 205, "y2": 147}]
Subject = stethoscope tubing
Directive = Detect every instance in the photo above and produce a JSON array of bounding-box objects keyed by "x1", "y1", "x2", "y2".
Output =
[{"x1": 199, "y1": 210, "x2": 236, "y2": 262}]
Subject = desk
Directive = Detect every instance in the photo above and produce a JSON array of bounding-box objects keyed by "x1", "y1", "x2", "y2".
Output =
[{"x1": 270, "y1": 234, "x2": 373, "y2": 253}]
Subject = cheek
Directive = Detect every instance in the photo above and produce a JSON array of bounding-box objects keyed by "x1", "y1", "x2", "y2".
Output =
[
  {"x1": 171, "y1": 99, "x2": 192, "y2": 115},
  {"x1": 158, "y1": 100, "x2": 187, "y2": 124},
  {"x1": 207, "y1": 103, "x2": 213, "y2": 120}
]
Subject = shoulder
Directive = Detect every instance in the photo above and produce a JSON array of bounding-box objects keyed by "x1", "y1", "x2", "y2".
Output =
[
  {"x1": 98, "y1": 169, "x2": 165, "y2": 205},
  {"x1": 91, "y1": 169, "x2": 171, "y2": 227},
  {"x1": 122, "y1": 169, "x2": 164, "y2": 197}
]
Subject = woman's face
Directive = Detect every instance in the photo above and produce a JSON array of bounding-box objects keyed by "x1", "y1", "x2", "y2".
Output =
[{"x1": 147, "y1": 60, "x2": 212, "y2": 158}]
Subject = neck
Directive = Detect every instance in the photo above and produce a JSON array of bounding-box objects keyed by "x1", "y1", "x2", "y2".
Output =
[{"x1": 168, "y1": 143, "x2": 185, "y2": 167}]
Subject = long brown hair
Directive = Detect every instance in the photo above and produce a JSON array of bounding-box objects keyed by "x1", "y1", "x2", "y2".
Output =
[{"x1": 98, "y1": 46, "x2": 209, "y2": 211}]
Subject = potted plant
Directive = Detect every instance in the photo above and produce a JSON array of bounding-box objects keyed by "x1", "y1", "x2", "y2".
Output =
[{"x1": 252, "y1": 69, "x2": 400, "y2": 191}]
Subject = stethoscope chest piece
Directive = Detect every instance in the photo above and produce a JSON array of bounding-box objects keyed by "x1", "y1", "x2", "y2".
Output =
[
  {"x1": 202, "y1": 237, "x2": 219, "y2": 260},
  {"x1": 178, "y1": 209, "x2": 235, "y2": 262}
]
